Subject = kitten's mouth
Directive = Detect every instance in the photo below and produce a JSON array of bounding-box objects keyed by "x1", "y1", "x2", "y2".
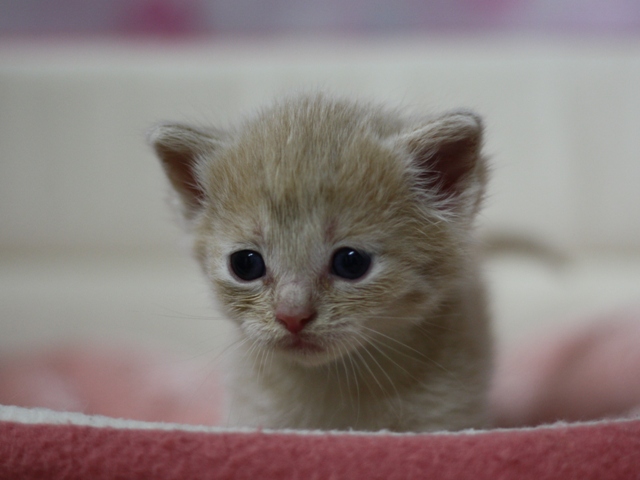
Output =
[{"x1": 281, "y1": 336, "x2": 324, "y2": 354}]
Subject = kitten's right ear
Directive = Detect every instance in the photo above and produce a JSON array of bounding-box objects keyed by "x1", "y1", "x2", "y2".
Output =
[
  {"x1": 397, "y1": 110, "x2": 487, "y2": 218},
  {"x1": 148, "y1": 123, "x2": 222, "y2": 218}
]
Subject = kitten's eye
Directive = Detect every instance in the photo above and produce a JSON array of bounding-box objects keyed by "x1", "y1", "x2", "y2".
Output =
[
  {"x1": 230, "y1": 250, "x2": 266, "y2": 281},
  {"x1": 331, "y1": 248, "x2": 372, "y2": 280}
]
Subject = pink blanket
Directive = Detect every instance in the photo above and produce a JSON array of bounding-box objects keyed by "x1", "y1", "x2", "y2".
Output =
[
  {"x1": 2, "y1": 412, "x2": 639, "y2": 479},
  {"x1": 2, "y1": 308, "x2": 640, "y2": 478}
]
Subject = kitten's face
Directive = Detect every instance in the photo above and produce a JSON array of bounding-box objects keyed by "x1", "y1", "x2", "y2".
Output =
[{"x1": 150, "y1": 95, "x2": 486, "y2": 367}]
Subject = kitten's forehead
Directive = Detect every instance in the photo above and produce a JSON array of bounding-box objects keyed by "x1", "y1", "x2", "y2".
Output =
[{"x1": 209, "y1": 95, "x2": 414, "y2": 237}]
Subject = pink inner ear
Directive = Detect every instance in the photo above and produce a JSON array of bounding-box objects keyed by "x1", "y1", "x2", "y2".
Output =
[
  {"x1": 416, "y1": 139, "x2": 475, "y2": 197},
  {"x1": 169, "y1": 157, "x2": 205, "y2": 204},
  {"x1": 159, "y1": 147, "x2": 206, "y2": 209}
]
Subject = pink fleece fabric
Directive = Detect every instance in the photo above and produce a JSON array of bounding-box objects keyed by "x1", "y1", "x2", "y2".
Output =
[
  {"x1": 0, "y1": 346, "x2": 221, "y2": 426},
  {"x1": 2, "y1": 308, "x2": 640, "y2": 478},
  {"x1": 1, "y1": 418, "x2": 639, "y2": 480},
  {"x1": 491, "y1": 308, "x2": 640, "y2": 427}
]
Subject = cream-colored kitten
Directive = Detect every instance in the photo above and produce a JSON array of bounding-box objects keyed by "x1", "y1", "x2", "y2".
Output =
[{"x1": 149, "y1": 93, "x2": 492, "y2": 432}]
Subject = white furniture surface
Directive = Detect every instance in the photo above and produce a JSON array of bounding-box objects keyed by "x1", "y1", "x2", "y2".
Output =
[{"x1": 1, "y1": 37, "x2": 639, "y2": 358}]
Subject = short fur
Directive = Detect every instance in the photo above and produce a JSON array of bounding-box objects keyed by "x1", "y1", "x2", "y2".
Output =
[{"x1": 149, "y1": 93, "x2": 492, "y2": 432}]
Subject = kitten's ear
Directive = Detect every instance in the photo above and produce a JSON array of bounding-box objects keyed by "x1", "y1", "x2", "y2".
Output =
[
  {"x1": 398, "y1": 110, "x2": 487, "y2": 216},
  {"x1": 148, "y1": 123, "x2": 222, "y2": 218}
]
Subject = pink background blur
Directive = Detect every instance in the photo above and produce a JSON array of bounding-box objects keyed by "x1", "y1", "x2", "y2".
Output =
[{"x1": 2, "y1": 0, "x2": 640, "y2": 37}]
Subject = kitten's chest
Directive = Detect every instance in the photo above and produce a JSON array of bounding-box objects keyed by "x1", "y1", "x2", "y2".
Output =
[
  {"x1": 228, "y1": 348, "x2": 425, "y2": 431},
  {"x1": 253, "y1": 375, "x2": 397, "y2": 431}
]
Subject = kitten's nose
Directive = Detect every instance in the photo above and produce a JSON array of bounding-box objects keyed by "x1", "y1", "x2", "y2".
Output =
[
  {"x1": 276, "y1": 311, "x2": 316, "y2": 334},
  {"x1": 275, "y1": 282, "x2": 315, "y2": 334}
]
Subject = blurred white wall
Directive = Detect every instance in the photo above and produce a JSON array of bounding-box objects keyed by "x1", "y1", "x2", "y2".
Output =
[
  {"x1": 1, "y1": 38, "x2": 640, "y2": 254},
  {"x1": 1, "y1": 37, "x2": 640, "y2": 354}
]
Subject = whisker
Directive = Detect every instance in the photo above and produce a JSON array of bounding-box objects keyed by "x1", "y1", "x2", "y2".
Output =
[
  {"x1": 355, "y1": 331, "x2": 414, "y2": 376},
  {"x1": 360, "y1": 325, "x2": 429, "y2": 359},
  {"x1": 201, "y1": 335, "x2": 249, "y2": 365},
  {"x1": 267, "y1": 343, "x2": 276, "y2": 373},
  {"x1": 255, "y1": 340, "x2": 270, "y2": 384},
  {"x1": 350, "y1": 337, "x2": 385, "y2": 396},
  {"x1": 246, "y1": 338, "x2": 266, "y2": 383},
  {"x1": 352, "y1": 332, "x2": 402, "y2": 407},
  {"x1": 364, "y1": 313, "x2": 456, "y2": 332},
  {"x1": 328, "y1": 344, "x2": 345, "y2": 407},
  {"x1": 344, "y1": 347, "x2": 362, "y2": 425},
  {"x1": 333, "y1": 342, "x2": 357, "y2": 412},
  {"x1": 223, "y1": 337, "x2": 262, "y2": 429},
  {"x1": 359, "y1": 326, "x2": 465, "y2": 386}
]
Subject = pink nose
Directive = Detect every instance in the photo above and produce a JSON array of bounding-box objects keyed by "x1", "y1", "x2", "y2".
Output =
[{"x1": 276, "y1": 312, "x2": 316, "y2": 334}]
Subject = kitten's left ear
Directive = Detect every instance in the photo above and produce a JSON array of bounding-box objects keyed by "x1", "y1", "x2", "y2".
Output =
[
  {"x1": 148, "y1": 123, "x2": 223, "y2": 219},
  {"x1": 398, "y1": 110, "x2": 488, "y2": 217}
]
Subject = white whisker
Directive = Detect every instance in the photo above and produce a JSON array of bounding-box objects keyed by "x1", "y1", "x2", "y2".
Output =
[
  {"x1": 344, "y1": 346, "x2": 362, "y2": 425},
  {"x1": 352, "y1": 332, "x2": 403, "y2": 411},
  {"x1": 350, "y1": 337, "x2": 385, "y2": 396},
  {"x1": 359, "y1": 326, "x2": 464, "y2": 386},
  {"x1": 360, "y1": 325, "x2": 429, "y2": 359}
]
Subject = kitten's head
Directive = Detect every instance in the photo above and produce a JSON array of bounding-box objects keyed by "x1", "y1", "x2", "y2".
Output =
[{"x1": 149, "y1": 94, "x2": 487, "y2": 366}]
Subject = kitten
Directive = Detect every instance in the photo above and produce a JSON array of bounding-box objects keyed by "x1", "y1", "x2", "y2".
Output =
[{"x1": 149, "y1": 92, "x2": 492, "y2": 432}]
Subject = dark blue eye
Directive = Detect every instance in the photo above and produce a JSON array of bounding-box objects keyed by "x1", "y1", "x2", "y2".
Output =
[
  {"x1": 230, "y1": 250, "x2": 266, "y2": 281},
  {"x1": 331, "y1": 248, "x2": 371, "y2": 280}
]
